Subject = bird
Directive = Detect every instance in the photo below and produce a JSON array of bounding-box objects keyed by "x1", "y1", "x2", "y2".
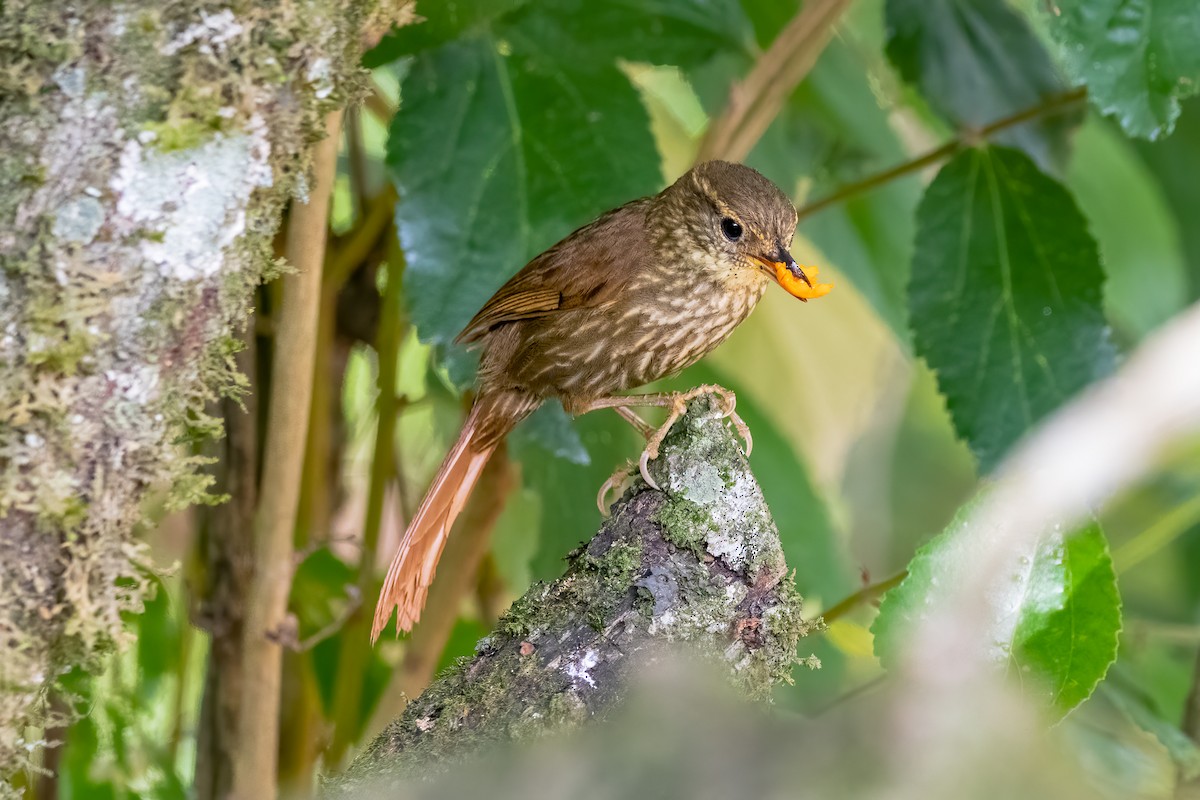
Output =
[{"x1": 371, "y1": 160, "x2": 832, "y2": 641}]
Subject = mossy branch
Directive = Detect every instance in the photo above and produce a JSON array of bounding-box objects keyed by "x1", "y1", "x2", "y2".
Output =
[{"x1": 326, "y1": 397, "x2": 818, "y2": 794}]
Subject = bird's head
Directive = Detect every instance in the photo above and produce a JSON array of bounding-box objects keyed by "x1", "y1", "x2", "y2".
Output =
[{"x1": 654, "y1": 160, "x2": 832, "y2": 301}]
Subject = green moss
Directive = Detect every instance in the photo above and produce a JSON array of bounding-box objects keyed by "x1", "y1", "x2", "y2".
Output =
[
  {"x1": 141, "y1": 117, "x2": 220, "y2": 152},
  {"x1": 736, "y1": 577, "x2": 819, "y2": 697},
  {"x1": 654, "y1": 495, "x2": 715, "y2": 557},
  {"x1": 498, "y1": 583, "x2": 558, "y2": 638}
]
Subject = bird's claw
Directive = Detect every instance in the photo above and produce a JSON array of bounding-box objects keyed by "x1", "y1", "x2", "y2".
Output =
[
  {"x1": 639, "y1": 448, "x2": 659, "y2": 491},
  {"x1": 597, "y1": 460, "x2": 636, "y2": 516},
  {"x1": 606, "y1": 384, "x2": 752, "y2": 503}
]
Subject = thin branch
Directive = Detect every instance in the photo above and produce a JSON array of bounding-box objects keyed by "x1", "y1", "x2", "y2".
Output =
[
  {"x1": 1113, "y1": 492, "x2": 1200, "y2": 574},
  {"x1": 325, "y1": 184, "x2": 397, "y2": 291},
  {"x1": 194, "y1": 317, "x2": 258, "y2": 800},
  {"x1": 697, "y1": 0, "x2": 852, "y2": 163},
  {"x1": 819, "y1": 570, "x2": 908, "y2": 624},
  {"x1": 232, "y1": 109, "x2": 343, "y2": 800},
  {"x1": 795, "y1": 87, "x2": 1088, "y2": 221}
]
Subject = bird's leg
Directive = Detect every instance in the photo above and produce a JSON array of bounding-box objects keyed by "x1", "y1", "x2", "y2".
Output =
[
  {"x1": 578, "y1": 385, "x2": 753, "y2": 493},
  {"x1": 612, "y1": 405, "x2": 655, "y2": 438}
]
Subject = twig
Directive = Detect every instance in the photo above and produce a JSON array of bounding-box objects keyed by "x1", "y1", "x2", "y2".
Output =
[
  {"x1": 795, "y1": 87, "x2": 1087, "y2": 222},
  {"x1": 808, "y1": 675, "x2": 887, "y2": 717},
  {"x1": 325, "y1": 184, "x2": 397, "y2": 292},
  {"x1": 697, "y1": 0, "x2": 853, "y2": 163},
  {"x1": 1113, "y1": 492, "x2": 1200, "y2": 574},
  {"x1": 819, "y1": 570, "x2": 908, "y2": 624},
  {"x1": 232, "y1": 109, "x2": 342, "y2": 800},
  {"x1": 265, "y1": 589, "x2": 364, "y2": 653}
]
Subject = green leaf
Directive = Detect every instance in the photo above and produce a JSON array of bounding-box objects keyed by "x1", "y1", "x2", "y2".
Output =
[
  {"x1": 1102, "y1": 671, "x2": 1200, "y2": 780},
  {"x1": 873, "y1": 511, "x2": 1121, "y2": 715},
  {"x1": 1067, "y1": 115, "x2": 1187, "y2": 338},
  {"x1": 289, "y1": 546, "x2": 355, "y2": 639},
  {"x1": 1133, "y1": 95, "x2": 1200, "y2": 302},
  {"x1": 511, "y1": 402, "x2": 590, "y2": 466},
  {"x1": 388, "y1": 0, "x2": 742, "y2": 360},
  {"x1": 1049, "y1": 0, "x2": 1200, "y2": 140},
  {"x1": 886, "y1": 0, "x2": 1078, "y2": 171},
  {"x1": 909, "y1": 145, "x2": 1114, "y2": 471}
]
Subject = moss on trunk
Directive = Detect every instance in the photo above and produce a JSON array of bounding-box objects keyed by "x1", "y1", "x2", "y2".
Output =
[
  {"x1": 0, "y1": 0, "x2": 400, "y2": 784},
  {"x1": 328, "y1": 399, "x2": 819, "y2": 795}
]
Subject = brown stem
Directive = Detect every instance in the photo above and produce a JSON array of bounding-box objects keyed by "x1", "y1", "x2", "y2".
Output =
[
  {"x1": 795, "y1": 87, "x2": 1088, "y2": 222},
  {"x1": 363, "y1": 446, "x2": 518, "y2": 741},
  {"x1": 231, "y1": 109, "x2": 342, "y2": 800},
  {"x1": 820, "y1": 570, "x2": 908, "y2": 624},
  {"x1": 697, "y1": 0, "x2": 852, "y2": 163}
]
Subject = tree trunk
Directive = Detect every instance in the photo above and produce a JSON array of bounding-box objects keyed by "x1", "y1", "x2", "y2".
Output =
[
  {"x1": 326, "y1": 399, "x2": 818, "y2": 794},
  {"x1": 0, "y1": 0, "x2": 397, "y2": 783}
]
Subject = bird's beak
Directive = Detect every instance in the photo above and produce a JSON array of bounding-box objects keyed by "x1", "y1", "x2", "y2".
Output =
[{"x1": 755, "y1": 244, "x2": 833, "y2": 302}]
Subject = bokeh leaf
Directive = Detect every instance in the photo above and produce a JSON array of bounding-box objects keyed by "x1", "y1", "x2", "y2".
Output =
[
  {"x1": 1133, "y1": 95, "x2": 1200, "y2": 301},
  {"x1": 874, "y1": 512, "x2": 1121, "y2": 715},
  {"x1": 1067, "y1": 115, "x2": 1187, "y2": 339},
  {"x1": 886, "y1": 0, "x2": 1078, "y2": 171},
  {"x1": 1102, "y1": 669, "x2": 1200, "y2": 780},
  {"x1": 1049, "y1": 0, "x2": 1200, "y2": 140},
  {"x1": 909, "y1": 145, "x2": 1114, "y2": 471}
]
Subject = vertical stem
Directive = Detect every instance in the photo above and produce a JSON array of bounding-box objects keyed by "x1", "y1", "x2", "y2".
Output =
[
  {"x1": 325, "y1": 230, "x2": 406, "y2": 767},
  {"x1": 232, "y1": 109, "x2": 342, "y2": 800},
  {"x1": 696, "y1": 0, "x2": 852, "y2": 163}
]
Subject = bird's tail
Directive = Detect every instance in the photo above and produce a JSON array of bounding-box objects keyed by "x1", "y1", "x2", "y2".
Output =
[{"x1": 371, "y1": 392, "x2": 533, "y2": 642}]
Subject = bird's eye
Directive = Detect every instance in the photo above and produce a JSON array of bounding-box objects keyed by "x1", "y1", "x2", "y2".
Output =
[{"x1": 720, "y1": 217, "x2": 743, "y2": 241}]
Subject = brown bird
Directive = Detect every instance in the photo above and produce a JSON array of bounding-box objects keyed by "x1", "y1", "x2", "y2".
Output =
[{"x1": 372, "y1": 160, "x2": 832, "y2": 640}]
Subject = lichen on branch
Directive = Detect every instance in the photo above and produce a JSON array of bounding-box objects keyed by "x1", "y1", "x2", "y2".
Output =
[{"x1": 328, "y1": 398, "x2": 819, "y2": 794}]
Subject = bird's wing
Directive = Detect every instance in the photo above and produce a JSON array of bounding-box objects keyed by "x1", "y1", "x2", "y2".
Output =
[{"x1": 455, "y1": 198, "x2": 651, "y2": 345}]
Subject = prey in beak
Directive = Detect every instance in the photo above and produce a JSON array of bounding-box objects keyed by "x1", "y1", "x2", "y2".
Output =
[{"x1": 755, "y1": 243, "x2": 834, "y2": 302}]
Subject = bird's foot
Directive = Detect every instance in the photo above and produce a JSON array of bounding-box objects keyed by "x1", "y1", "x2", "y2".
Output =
[
  {"x1": 597, "y1": 459, "x2": 636, "y2": 517},
  {"x1": 636, "y1": 384, "x2": 751, "y2": 490}
]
